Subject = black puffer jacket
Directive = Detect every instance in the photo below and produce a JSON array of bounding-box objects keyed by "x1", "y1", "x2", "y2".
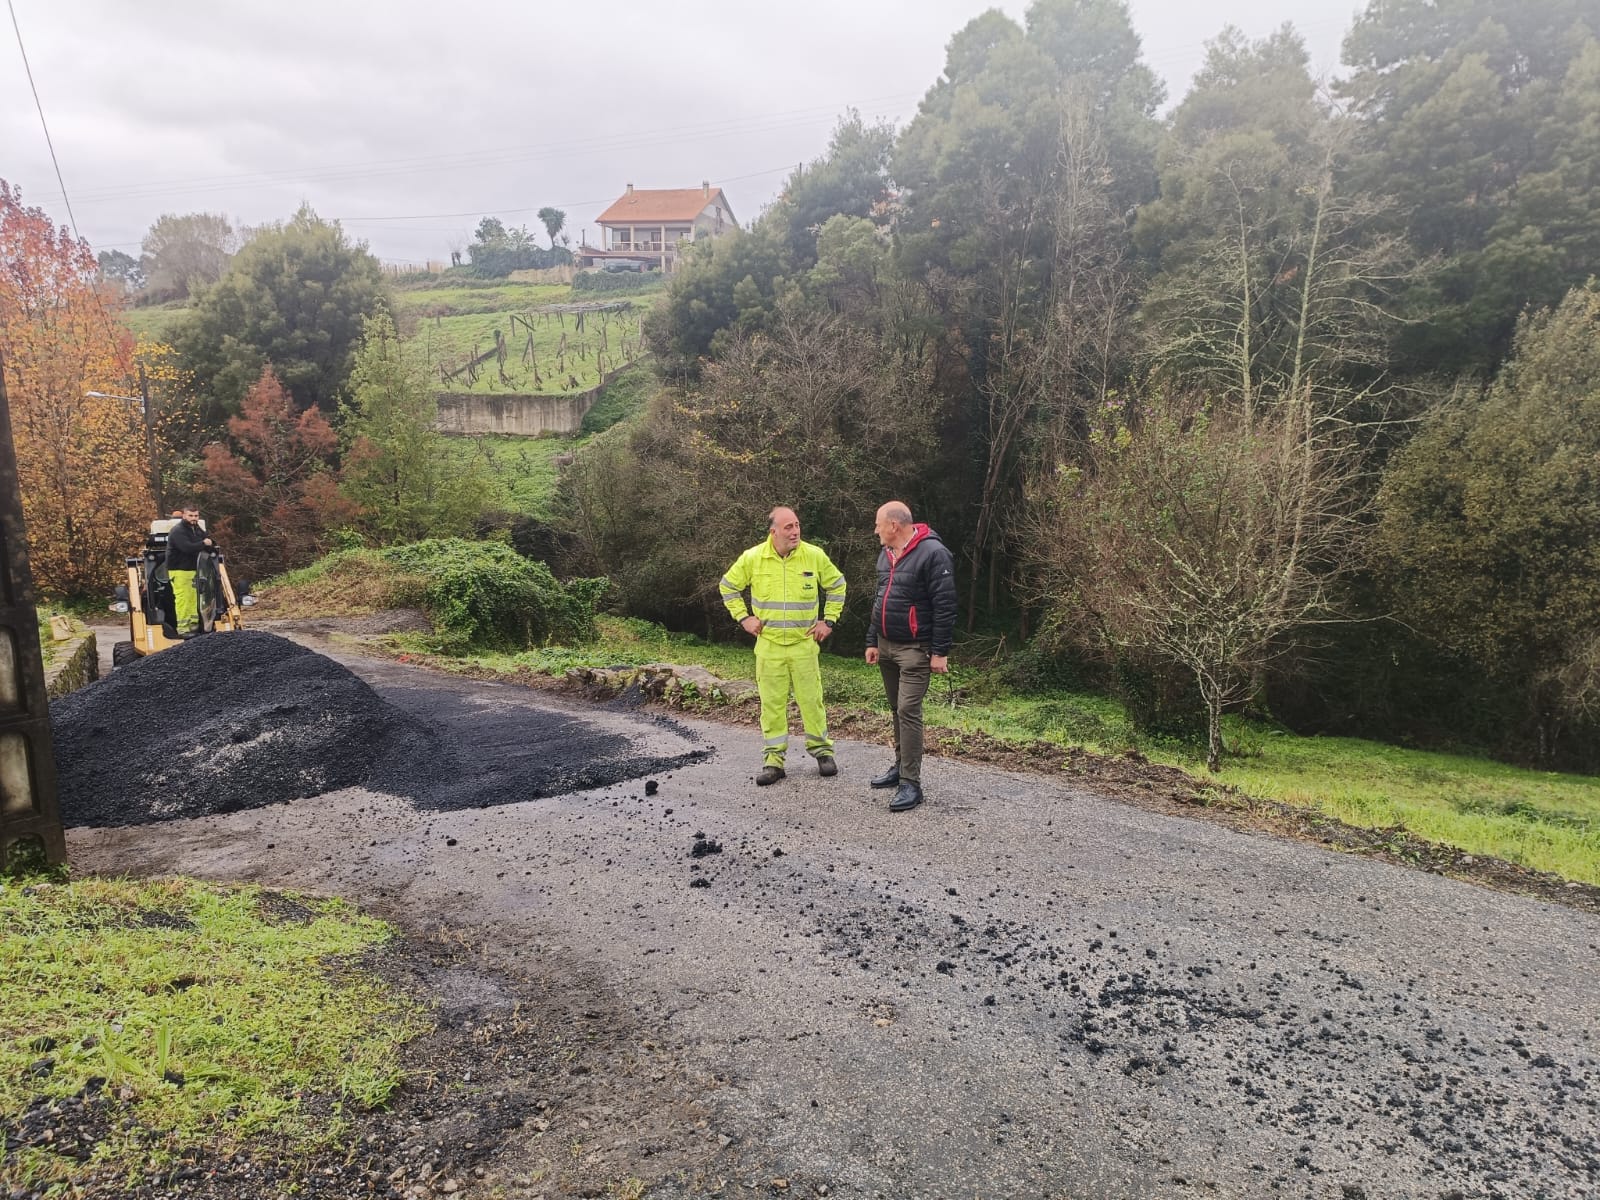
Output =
[
  {"x1": 165, "y1": 519, "x2": 212, "y2": 571},
  {"x1": 866, "y1": 524, "x2": 958, "y2": 656}
]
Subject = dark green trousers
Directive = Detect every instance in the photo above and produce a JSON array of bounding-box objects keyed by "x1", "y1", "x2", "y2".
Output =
[{"x1": 877, "y1": 638, "x2": 932, "y2": 784}]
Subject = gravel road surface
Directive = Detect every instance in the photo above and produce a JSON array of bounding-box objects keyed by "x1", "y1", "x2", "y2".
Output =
[{"x1": 64, "y1": 639, "x2": 1599, "y2": 1199}]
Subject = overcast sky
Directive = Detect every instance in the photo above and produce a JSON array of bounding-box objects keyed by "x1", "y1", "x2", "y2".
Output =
[{"x1": 3, "y1": 0, "x2": 1363, "y2": 268}]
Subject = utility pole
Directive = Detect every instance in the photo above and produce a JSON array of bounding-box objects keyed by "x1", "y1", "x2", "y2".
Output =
[
  {"x1": 138, "y1": 362, "x2": 162, "y2": 513},
  {"x1": 0, "y1": 354, "x2": 65, "y2": 869}
]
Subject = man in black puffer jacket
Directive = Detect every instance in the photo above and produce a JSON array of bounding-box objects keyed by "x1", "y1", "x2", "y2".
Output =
[
  {"x1": 864, "y1": 500, "x2": 958, "y2": 812},
  {"x1": 165, "y1": 503, "x2": 215, "y2": 635}
]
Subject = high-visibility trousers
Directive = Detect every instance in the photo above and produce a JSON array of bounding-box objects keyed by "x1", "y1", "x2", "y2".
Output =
[
  {"x1": 170, "y1": 569, "x2": 198, "y2": 632},
  {"x1": 754, "y1": 636, "x2": 833, "y2": 766}
]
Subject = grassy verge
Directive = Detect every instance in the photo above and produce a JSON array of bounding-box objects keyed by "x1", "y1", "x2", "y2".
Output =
[
  {"x1": 35, "y1": 608, "x2": 58, "y2": 668},
  {"x1": 0, "y1": 874, "x2": 427, "y2": 1191},
  {"x1": 394, "y1": 616, "x2": 1600, "y2": 886}
]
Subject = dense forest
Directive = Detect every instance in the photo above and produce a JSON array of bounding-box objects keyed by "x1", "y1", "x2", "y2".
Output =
[{"x1": 563, "y1": 0, "x2": 1600, "y2": 770}]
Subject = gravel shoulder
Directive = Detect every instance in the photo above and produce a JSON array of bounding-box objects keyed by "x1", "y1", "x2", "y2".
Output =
[{"x1": 60, "y1": 629, "x2": 1600, "y2": 1199}]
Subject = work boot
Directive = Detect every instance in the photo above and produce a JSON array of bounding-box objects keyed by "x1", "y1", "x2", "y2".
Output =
[
  {"x1": 756, "y1": 765, "x2": 786, "y2": 786},
  {"x1": 817, "y1": 756, "x2": 838, "y2": 777},
  {"x1": 888, "y1": 781, "x2": 923, "y2": 812},
  {"x1": 870, "y1": 763, "x2": 900, "y2": 789}
]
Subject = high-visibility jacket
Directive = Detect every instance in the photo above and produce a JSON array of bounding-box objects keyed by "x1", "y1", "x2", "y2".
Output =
[{"x1": 720, "y1": 537, "x2": 846, "y2": 646}]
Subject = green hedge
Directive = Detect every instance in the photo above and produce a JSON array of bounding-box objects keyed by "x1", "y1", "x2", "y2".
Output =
[
  {"x1": 466, "y1": 245, "x2": 573, "y2": 278},
  {"x1": 573, "y1": 270, "x2": 664, "y2": 295}
]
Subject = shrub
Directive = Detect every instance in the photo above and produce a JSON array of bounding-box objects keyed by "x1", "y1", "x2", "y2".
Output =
[
  {"x1": 379, "y1": 539, "x2": 605, "y2": 650},
  {"x1": 473, "y1": 511, "x2": 583, "y2": 576},
  {"x1": 1111, "y1": 654, "x2": 1208, "y2": 742}
]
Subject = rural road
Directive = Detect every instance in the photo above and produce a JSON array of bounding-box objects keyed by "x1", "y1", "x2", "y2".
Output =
[{"x1": 67, "y1": 636, "x2": 1600, "y2": 1199}]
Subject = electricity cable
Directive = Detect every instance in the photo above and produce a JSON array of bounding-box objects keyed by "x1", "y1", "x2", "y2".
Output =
[{"x1": 7, "y1": 0, "x2": 80, "y2": 238}]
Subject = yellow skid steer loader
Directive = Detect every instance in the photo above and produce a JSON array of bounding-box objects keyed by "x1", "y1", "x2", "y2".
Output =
[{"x1": 111, "y1": 517, "x2": 246, "y2": 667}]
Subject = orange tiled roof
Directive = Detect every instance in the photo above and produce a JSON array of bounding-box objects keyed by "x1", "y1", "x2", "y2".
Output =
[{"x1": 597, "y1": 187, "x2": 727, "y2": 224}]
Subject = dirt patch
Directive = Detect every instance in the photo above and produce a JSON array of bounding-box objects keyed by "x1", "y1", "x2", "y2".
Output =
[{"x1": 4, "y1": 906, "x2": 753, "y2": 1200}]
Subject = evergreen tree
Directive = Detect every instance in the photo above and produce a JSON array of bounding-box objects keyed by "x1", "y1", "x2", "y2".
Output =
[
  {"x1": 1137, "y1": 26, "x2": 1408, "y2": 414},
  {"x1": 176, "y1": 206, "x2": 388, "y2": 415},
  {"x1": 1341, "y1": 0, "x2": 1600, "y2": 372},
  {"x1": 1377, "y1": 284, "x2": 1600, "y2": 762},
  {"x1": 339, "y1": 313, "x2": 493, "y2": 544}
]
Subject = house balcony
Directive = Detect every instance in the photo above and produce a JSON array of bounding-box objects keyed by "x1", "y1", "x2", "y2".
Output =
[{"x1": 604, "y1": 240, "x2": 687, "y2": 254}]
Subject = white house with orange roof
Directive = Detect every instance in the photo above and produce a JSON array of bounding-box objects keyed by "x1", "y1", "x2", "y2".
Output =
[{"x1": 578, "y1": 182, "x2": 738, "y2": 273}]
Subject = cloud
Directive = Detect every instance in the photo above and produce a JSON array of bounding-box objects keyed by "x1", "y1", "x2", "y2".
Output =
[{"x1": 3, "y1": 0, "x2": 1357, "y2": 264}]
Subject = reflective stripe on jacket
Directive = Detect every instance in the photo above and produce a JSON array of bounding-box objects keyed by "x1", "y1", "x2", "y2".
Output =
[{"x1": 719, "y1": 537, "x2": 846, "y2": 646}]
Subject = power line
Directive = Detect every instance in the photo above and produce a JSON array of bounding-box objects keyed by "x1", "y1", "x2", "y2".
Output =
[
  {"x1": 7, "y1": 0, "x2": 80, "y2": 238},
  {"x1": 9, "y1": 0, "x2": 156, "y2": 436}
]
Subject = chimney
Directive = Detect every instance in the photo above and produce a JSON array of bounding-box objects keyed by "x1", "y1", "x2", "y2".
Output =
[
  {"x1": 626, "y1": 183, "x2": 634, "y2": 196},
  {"x1": 702, "y1": 180, "x2": 710, "y2": 197}
]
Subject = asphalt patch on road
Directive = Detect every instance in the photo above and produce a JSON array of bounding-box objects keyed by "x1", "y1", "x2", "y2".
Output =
[
  {"x1": 368, "y1": 682, "x2": 711, "y2": 812},
  {"x1": 51, "y1": 632, "x2": 710, "y2": 827}
]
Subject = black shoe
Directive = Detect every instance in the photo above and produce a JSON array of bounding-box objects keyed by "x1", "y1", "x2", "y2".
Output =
[
  {"x1": 817, "y1": 756, "x2": 838, "y2": 777},
  {"x1": 756, "y1": 765, "x2": 786, "y2": 786},
  {"x1": 888, "y1": 781, "x2": 923, "y2": 812},
  {"x1": 870, "y1": 764, "x2": 900, "y2": 789}
]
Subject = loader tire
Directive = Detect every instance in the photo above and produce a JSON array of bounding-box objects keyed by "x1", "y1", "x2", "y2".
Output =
[{"x1": 112, "y1": 641, "x2": 138, "y2": 669}]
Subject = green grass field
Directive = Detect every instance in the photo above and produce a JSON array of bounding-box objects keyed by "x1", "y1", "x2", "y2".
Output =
[
  {"x1": 119, "y1": 302, "x2": 190, "y2": 342},
  {"x1": 391, "y1": 279, "x2": 571, "y2": 317},
  {"x1": 410, "y1": 306, "x2": 643, "y2": 396},
  {"x1": 440, "y1": 433, "x2": 573, "y2": 517},
  {"x1": 391, "y1": 274, "x2": 652, "y2": 396}
]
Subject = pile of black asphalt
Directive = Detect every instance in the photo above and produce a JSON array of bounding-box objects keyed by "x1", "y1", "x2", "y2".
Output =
[{"x1": 51, "y1": 631, "x2": 709, "y2": 827}]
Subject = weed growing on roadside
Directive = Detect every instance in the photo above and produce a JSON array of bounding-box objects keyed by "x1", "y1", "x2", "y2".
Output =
[{"x1": 0, "y1": 876, "x2": 429, "y2": 1189}]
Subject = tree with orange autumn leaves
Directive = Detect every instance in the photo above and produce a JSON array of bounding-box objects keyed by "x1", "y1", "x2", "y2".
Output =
[
  {"x1": 0, "y1": 180, "x2": 154, "y2": 598},
  {"x1": 196, "y1": 367, "x2": 355, "y2": 579}
]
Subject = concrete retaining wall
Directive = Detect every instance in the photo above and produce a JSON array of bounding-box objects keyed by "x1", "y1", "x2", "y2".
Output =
[
  {"x1": 44, "y1": 627, "x2": 98, "y2": 700},
  {"x1": 434, "y1": 364, "x2": 633, "y2": 437},
  {"x1": 435, "y1": 391, "x2": 596, "y2": 436}
]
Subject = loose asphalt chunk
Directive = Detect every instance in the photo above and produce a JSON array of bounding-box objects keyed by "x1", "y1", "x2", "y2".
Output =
[{"x1": 51, "y1": 631, "x2": 710, "y2": 827}]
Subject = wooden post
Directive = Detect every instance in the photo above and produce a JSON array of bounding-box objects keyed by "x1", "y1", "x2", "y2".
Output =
[{"x1": 139, "y1": 362, "x2": 162, "y2": 513}]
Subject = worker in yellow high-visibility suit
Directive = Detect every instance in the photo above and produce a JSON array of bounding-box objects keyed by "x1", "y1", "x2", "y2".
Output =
[{"x1": 720, "y1": 506, "x2": 847, "y2": 786}]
